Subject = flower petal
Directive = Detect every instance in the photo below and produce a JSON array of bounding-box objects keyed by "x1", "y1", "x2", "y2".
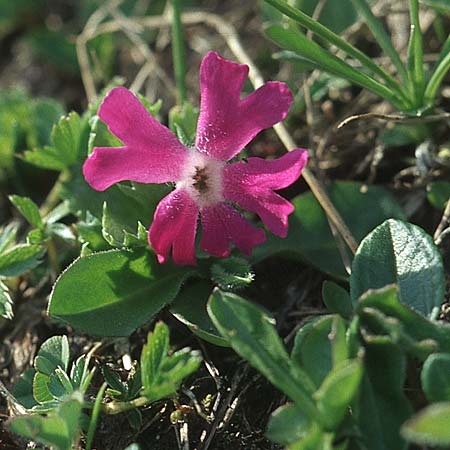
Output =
[
  {"x1": 200, "y1": 203, "x2": 266, "y2": 257},
  {"x1": 195, "y1": 52, "x2": 293, "y2": 161},
  {"x1": 83, "y1": 87, "x2": 188, "y2": 191},
  {"x1": 149, "y1": 189, "x2": 199, "y2": 266},
  {"x1": 223, "y1": 149, "x2": 308, "y2": 237}
]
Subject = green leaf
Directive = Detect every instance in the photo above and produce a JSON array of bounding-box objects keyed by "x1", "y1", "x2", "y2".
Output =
[
  {"x1": 168, "y1": 102, "x2": 199, "y2": 146},
  {"x1": 265, "y1": 24, "x2": 405, "y2": 109},
  {"x1": 170, "y1": 280, "x2": 228, "y2": 347},
  {"x1": 253, "y1": 182, "x2": 405, "y2": 279},
  {"x1": 295, "y1": 0, "x2": 358, "y2": 33},
  {"x1": 427, "y1": 180, "x2": 450, "y2": 210},
  {"x1": 314, "y1": 359, "x2": 363, "y2": 430},
  {"x1": 12, "y1": 368, "x2": 38, "y2": 409},
  {"x1": 9, "y1": 195, "x2": 43, "y2": 229},
  {"x1": 0, "y1": 221, "x2": 20, "y2": 253},
  {"x1": 0, "y1": 280, "x2": 13, "y2": 319},
  {"x1": 266, "y1": 403, "x2": 309, "y2": 445},
  {"x1": 357, "y1": 286, "x2": 450, "y2": 354},
  {"x1": 210, "y1": 256, "x2": 254, "y2": 291},
  {"x1": 0, "y1": 244, "x2": 44, "y2": 277},
  {"x1": 401, "y1": 402, "x2": 450, "y2": 446},
  {"x1": 140, "y1": 322, "x2": 202, "y2": 401},
  {"x1": 33, "y1": 372, "x2": 53, "y2": 404},
  {"x1": 24, "y1": 112, "x2": 85, "y2": 171},
  {"x1": 421, "y1": 353, "x2": 450, "y2": 402},
  {"x1": 48, "y1": 368, "x2": 74, "y2": 399},
  {"x1": 354, "y1": 340, "x2": 412, "y2": 450},
  {"x1": 322, "y1": 281, "x2": 352, "y2": 318},
  {"x1": 351, "y1": 219, "x2": 445, "y2": 316},
  {"x1": 141, "y1": 322, "x2": 170, "y2": 392},
  {"x1": 9, "y1": 393, "x2": 83, "y2": 450},
  {"x1": 420, "y1": 0, "x2": 450, "y2": 12},
  {"x1": 208, "y1": 289, "x2": 320, "y2": 423},
  {"x1": 292, "y1": 315, "x2": 338, "y2": 387},
  {"x1": 34, "y1": 336, "x2": 70, "y2": 375},
  {"x1": 48, "y1": 249, "x2": 196, "y2": 336}
]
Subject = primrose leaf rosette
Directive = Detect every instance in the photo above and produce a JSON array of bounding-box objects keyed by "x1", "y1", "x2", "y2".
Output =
[{"x1": 83, "y1": 52, "x2": 308, "y2": 265}]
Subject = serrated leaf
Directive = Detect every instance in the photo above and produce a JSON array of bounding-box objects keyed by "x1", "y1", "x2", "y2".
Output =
[
  {"x1": 24, "y1": 112, "x2": 84, "y2": 171},
  {"x1": 351, "y1": 219, "x2": 445, "y2": 316},
  {"x1": 48, "y1": 249, "x2": 196, "y2": 336},
  {"x1": 0, "y1": 244, "x2": 44, "y2": 277},
  {"x1": 141, "y1": 322, "x2": 170, "y2": 391},
  {"x1": 0, "y1": 280, "x2": 13, "y2": 319},
  {"x1": 421, "y1": 353, "x2": 450, "y2": 402},
  {"x1": 9, "y1": 195, "x2": 43, "y2": 229},
  {"x1": 35, "y1": 335, "x2": 70, "y2": 375},
  {"x1": 0, "y1": 221, "x2": 20, "y2": 253},
  {"x1": 401, "y1": 402, "x2": 450, "y2": 446}
]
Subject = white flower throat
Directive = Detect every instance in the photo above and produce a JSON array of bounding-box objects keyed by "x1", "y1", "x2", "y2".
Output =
[{"x1": 177, "y1": 151, "x2": 224, "y2": 208}]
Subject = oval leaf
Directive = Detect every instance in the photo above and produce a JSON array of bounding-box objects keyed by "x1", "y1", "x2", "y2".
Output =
[
  {"x1": 48, "y1": 249, "x2": 196, "y2": 336},
  {"x1": 351, "y1": 219, "x2": 445, "y2": 316}
]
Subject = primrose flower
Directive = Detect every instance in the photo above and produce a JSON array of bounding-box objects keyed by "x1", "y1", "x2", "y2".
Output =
[{"x1": 83, "y1": 51, "x2": 308, "y2": 265}]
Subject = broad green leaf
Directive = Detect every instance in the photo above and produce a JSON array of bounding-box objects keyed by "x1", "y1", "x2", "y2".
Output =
[
  {"x1": 421, "y1": 353, "x2": 450, "y2": 402},
  {"x1": 266, "y1": 403, "x2": 309, "y2": 445},
  {"x1": 208, "y1": 289, "x2": 320, "y2": 422},
  {"x1": 170, "y1": 281, "x2": 228, "y2": 347},
  {"x1": 48, "y1": 368, "x2": 74, "y2": 399},
  {"x1": 34, "y1": 336, "x2": 70, "y2": 375},
  {"x1": 0, "y1": 280, "x2": 13, "y2": 319},
  {"x1": 253, "y1": 182, "x2": 405, "y2": 279},
  {"x1": 427, "y1": 181, "x2": 450, "y2": 210},
  {"x1": 351, "y1": 219, "x2": 445, "y2": 316},
  {"x1": 291, "y1": 315, "x2": 336, "y2": 387},
  {"x1": 314, "y1": 359, "x2": 363, "y2": 430},
  {"x1": 48, "y1": 249, "x2": 196, "y2": 336},
  {"x1": 401, "y1": 403, "x2": 450, "y2": 446},
  {"x1": 141, "y1": 322, "x2": 170, "y2": 392},
  {"x1": 357, "y1": 286, "x2": 450, "y2": 354},
  {"x1": 322, "y1": 281, "x2": 352, "y2": 318},
  {"x1": 0, "y1": 244, "x2": 44, "y2": 277},
  {"x1": 354, "y1": 340, "x2": 412, "y2": 450},
  {"x1": 296, "y1": 0, "x2": 358, "y2": 33},
  {"x1": 9, "y1": 195, "x2": 43, "y2": 229}
]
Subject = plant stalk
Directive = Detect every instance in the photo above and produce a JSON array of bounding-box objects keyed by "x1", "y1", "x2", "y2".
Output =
[{"x1": 171, "y1": 0, "x2": 187, "y2": 104}]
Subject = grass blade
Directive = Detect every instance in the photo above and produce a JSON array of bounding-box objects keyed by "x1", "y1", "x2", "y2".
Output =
[
  {"x1": 350, "y1": 0, "x2": 409, "y2": 87},
  {"x1": 266, "y1": 24, "x2": 408, "y2": 109},
  {"x1": 263, "y1": 0, "x2": 404, "y2": 96},
  {"x1": 407, "y1": 0, "x2": 426, "y2": 107}
]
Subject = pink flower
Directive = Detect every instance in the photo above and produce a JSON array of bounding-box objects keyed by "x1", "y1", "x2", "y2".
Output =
[{"x1": 83, "y1": 52, "x2": 308, "y2": 265}]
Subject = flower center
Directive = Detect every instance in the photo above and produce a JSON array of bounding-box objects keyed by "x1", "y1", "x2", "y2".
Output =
[{"x1": 177, "y1": 151, "x2": 224, "y2": 208}]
